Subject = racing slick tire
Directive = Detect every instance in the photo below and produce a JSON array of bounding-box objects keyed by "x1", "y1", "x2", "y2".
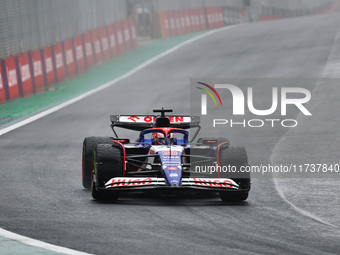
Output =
[
  {"x1": 82, "y1": 136, "x2": 113, "y2": 189},
  {"x1": 218, "y1": 146, "x2": 250, "y2": 202},
  {"x1": 91, "y1": 144, "x2": 123, "y2": 201}
]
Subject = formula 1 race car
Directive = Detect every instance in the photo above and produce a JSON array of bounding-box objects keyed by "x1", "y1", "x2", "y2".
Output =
[{"x1": 82, "y1": 109, "x2": 251, "y2": 202}]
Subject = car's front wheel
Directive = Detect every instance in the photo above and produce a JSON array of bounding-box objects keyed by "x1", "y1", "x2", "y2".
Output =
[
  {"x1": 218, "y1": 146, "x2": 250, "y2": 202},
  {"x1": 91, "y1": 144, "x2": 123, "y2": 201},
  {"x1": 82, "y1": 136, "x2": 113, "y2": 189}
]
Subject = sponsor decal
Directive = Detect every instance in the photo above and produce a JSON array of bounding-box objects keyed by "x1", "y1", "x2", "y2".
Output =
[
  {"x1": 162, "y1": 151, "x2": 178, "y2": 155},
  {"x1": 181, "y1": 17, "x2": 185, "y2": 28},
  {"x1": 170, "y1": 18, "x2": 175, "y2": 29},
  {"x1": 33, "y1": 61, "x2": 42, "y2": 76},
  {"x1": 128, "y1": 116, "x2": 140, "y2": 122},
  {"x1": 190, "y1": 15, "x2": 195, "y2": 26},
  {"x1": 108, "y1": 178, "x2": 152, "y2": 187},
  {"x1": 200, "y1": 14, "x2": 205, "y2": 25},
  {"x1": 113, "y1": 139, "x2": 129, "y2": 143},
  {"x1": 76, "y1": 45, "x2": 83, "y2": 60},
  {"x1": 66, "y1": 49, "x2": 73, "y2": 65},
  {"x1": 195, "y1": 15, "x2": 199, "y2": 26},
  {"x1": 162, "y1": 155, "x2": 180, "y2": 160},
  {"x1": 45, "y1": 58, "x2": 53, "y2": 73},
  {"x1": 20, "y1": 64, "x2": 31, "y2": 82},
  {"x1": 163, "y1": 162, "x2": 181, "y2": 167},
  {"x1": 56, "y1": 53, "x2": 63, "y2": 68},
  {"x1": 102, "y1": 38, "x2": 109, "y2": 50},
  {"x1": 186, "y1": 16, "x2": 190, "y2": 26},
  {"x1": 85, "y1": 43, "x2": 92, "y2": 56},
  {"x1": 117, "y1": 32, "x2": 123, "y2": 44},
  {"x1": 192, "y1": 178, "x2": 235, "y2": 188},
  {"x1": 94, "y1": 40, "x2": 101, "y2": 54},
  {"x1": 207, "y1": 14, "x2": 211, "y2": 24},
  {"x1": 203, "y1": 140, "x2": 218, "y2": 144},
  {"x1": 110, "y1": 35, "x2": 116, "y2": 48},
  {"x1": 168, "y1": 167, "x2": 178, "y2": 170},
  {"x1": 119, "y1": 115, "x2": 191, "y2": 123},
  {"x1": 124, "y1": 29, "x2": 130, "y2": 41},
  {"x1": 176, "y1": 18, "x2": 180, "y2": 29},
  {"x1": 105, "y1": 177, "x2": 238, "y2": 189},
  {"x1": 8, "y1": 69, "x2": 17, "y2": 87}
]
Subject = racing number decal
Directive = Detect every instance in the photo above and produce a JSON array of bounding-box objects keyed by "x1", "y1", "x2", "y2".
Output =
[{"x1": 162, "y1": 151, "x2": 178, "y2": 155}]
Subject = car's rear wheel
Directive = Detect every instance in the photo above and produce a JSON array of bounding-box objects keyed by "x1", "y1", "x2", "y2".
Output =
[
  {"x1": 218, "y1": 146, "x2": 250, "y2": 202},
  {"x1": 190, "y1": 137, "x2": 230, "y2": 178},
  {"x1": 91, "y1": 144, "x2": 123, "y2": 201},
  {"x1": 82, "y1": 136, "x2": 113, "y2": 189}
]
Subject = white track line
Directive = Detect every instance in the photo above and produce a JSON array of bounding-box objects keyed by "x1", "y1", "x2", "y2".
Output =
[
  {"x1": 0, "y1": 228, "x2": 94, "y2": 255},
  {"x1": 271, "y1": 27, "x2": 340, "y2": 229},
  {"x1": 0, "y1": 24, "x2": 240, "y2": 254},
  {"x1": 272, "y1": 178, "x2": 339, "y2": 229}
]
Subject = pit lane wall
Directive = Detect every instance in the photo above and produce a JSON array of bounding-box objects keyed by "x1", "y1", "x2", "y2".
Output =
[{"x1": 0, "y1": 0, "x2": 339, "y2": 104}]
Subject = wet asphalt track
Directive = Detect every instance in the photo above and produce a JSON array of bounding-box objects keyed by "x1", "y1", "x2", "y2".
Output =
[{"x1": 1, "y1": 13, "x2": 340, "y2": 255}]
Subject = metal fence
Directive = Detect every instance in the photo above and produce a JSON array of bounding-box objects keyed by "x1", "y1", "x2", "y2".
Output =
[
  {"x1": 0, "y1": 0, "x2": 338, "y2": 59},
  {"x1": 0, "y1": 0, "x2": 127, "y2": 59},
  {"x1": 151, "y1": 0, "x2": 243, "y2": 11},
  {"x1": 248, "y1": 0, "x2": 336, "y2": 21},
  {"x1": 151, "y1": 0, "x2": 333, "y2": 12}
]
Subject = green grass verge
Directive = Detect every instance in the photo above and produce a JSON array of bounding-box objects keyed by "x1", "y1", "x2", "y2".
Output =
[{"x1": 0, "y1": 31, "x2": 208, "y2": 128}]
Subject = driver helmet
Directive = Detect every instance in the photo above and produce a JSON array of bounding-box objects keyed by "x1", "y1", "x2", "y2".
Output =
[{"x1": 153, "y1": 132, "x2": 165, "y2": 145}]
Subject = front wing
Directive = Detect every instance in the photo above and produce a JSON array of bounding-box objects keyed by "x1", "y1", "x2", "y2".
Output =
[{"x1": 102, "y1": 177, "x2": 244, "y2": 191}]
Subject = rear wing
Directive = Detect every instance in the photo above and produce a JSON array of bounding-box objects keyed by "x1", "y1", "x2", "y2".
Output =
[{"x1": 110, "y1": 115, "x2": 201, "y2": 140}]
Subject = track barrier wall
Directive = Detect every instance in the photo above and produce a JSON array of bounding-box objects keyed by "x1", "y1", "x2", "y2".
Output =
[
  {"x1": 115, "y1": 22, "x2": 125, "y2": 55},
  {"x1": 0, "y1": 0, "x2": 339, "y2": 104},
  {"x1": 83, "y1": 32, "x2": 95, "y2": 69},
  {"x1": 53, "y1": 42, "x2": 65, "y2": 84},
  {"x1": 122, "y1": 19, "x2": 131, "y2": 51},
  {"x1": 91, "y1": 29, "x2": 103, "y2": 65},
  {"x1": 63, "y1": 39, "x2": 76, "y2": 79},
  {"x1": 0, "y1": 62, "x2": 6, "y2": 103},
  {"x1": 4, "y1": 56, "x2": 19, "y2": 100},
  {"x1": 99, "y1": 27, "x2": 111, "y2": 61},
  {"x1": 42, "y1": 46, "x2": 55, "y2": 86},
  {"x1": 73, "y1": 35, "x2": 86, "y2": 75},
  {"x1": 130, "y1": 18, "x2": 139, "y2": 49},
  {"x1": 17, "y1": 52, "x2": 33, "y2": 96},
  {"x1": 30, "y1": 49, "x2": 45, "y2": 91},
  {"x1": 107, "y1": 25, "x2": 119, "y2": 58},
  {"x1": 154, "y1": 5, "x2": 234, "y2": 39}
]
